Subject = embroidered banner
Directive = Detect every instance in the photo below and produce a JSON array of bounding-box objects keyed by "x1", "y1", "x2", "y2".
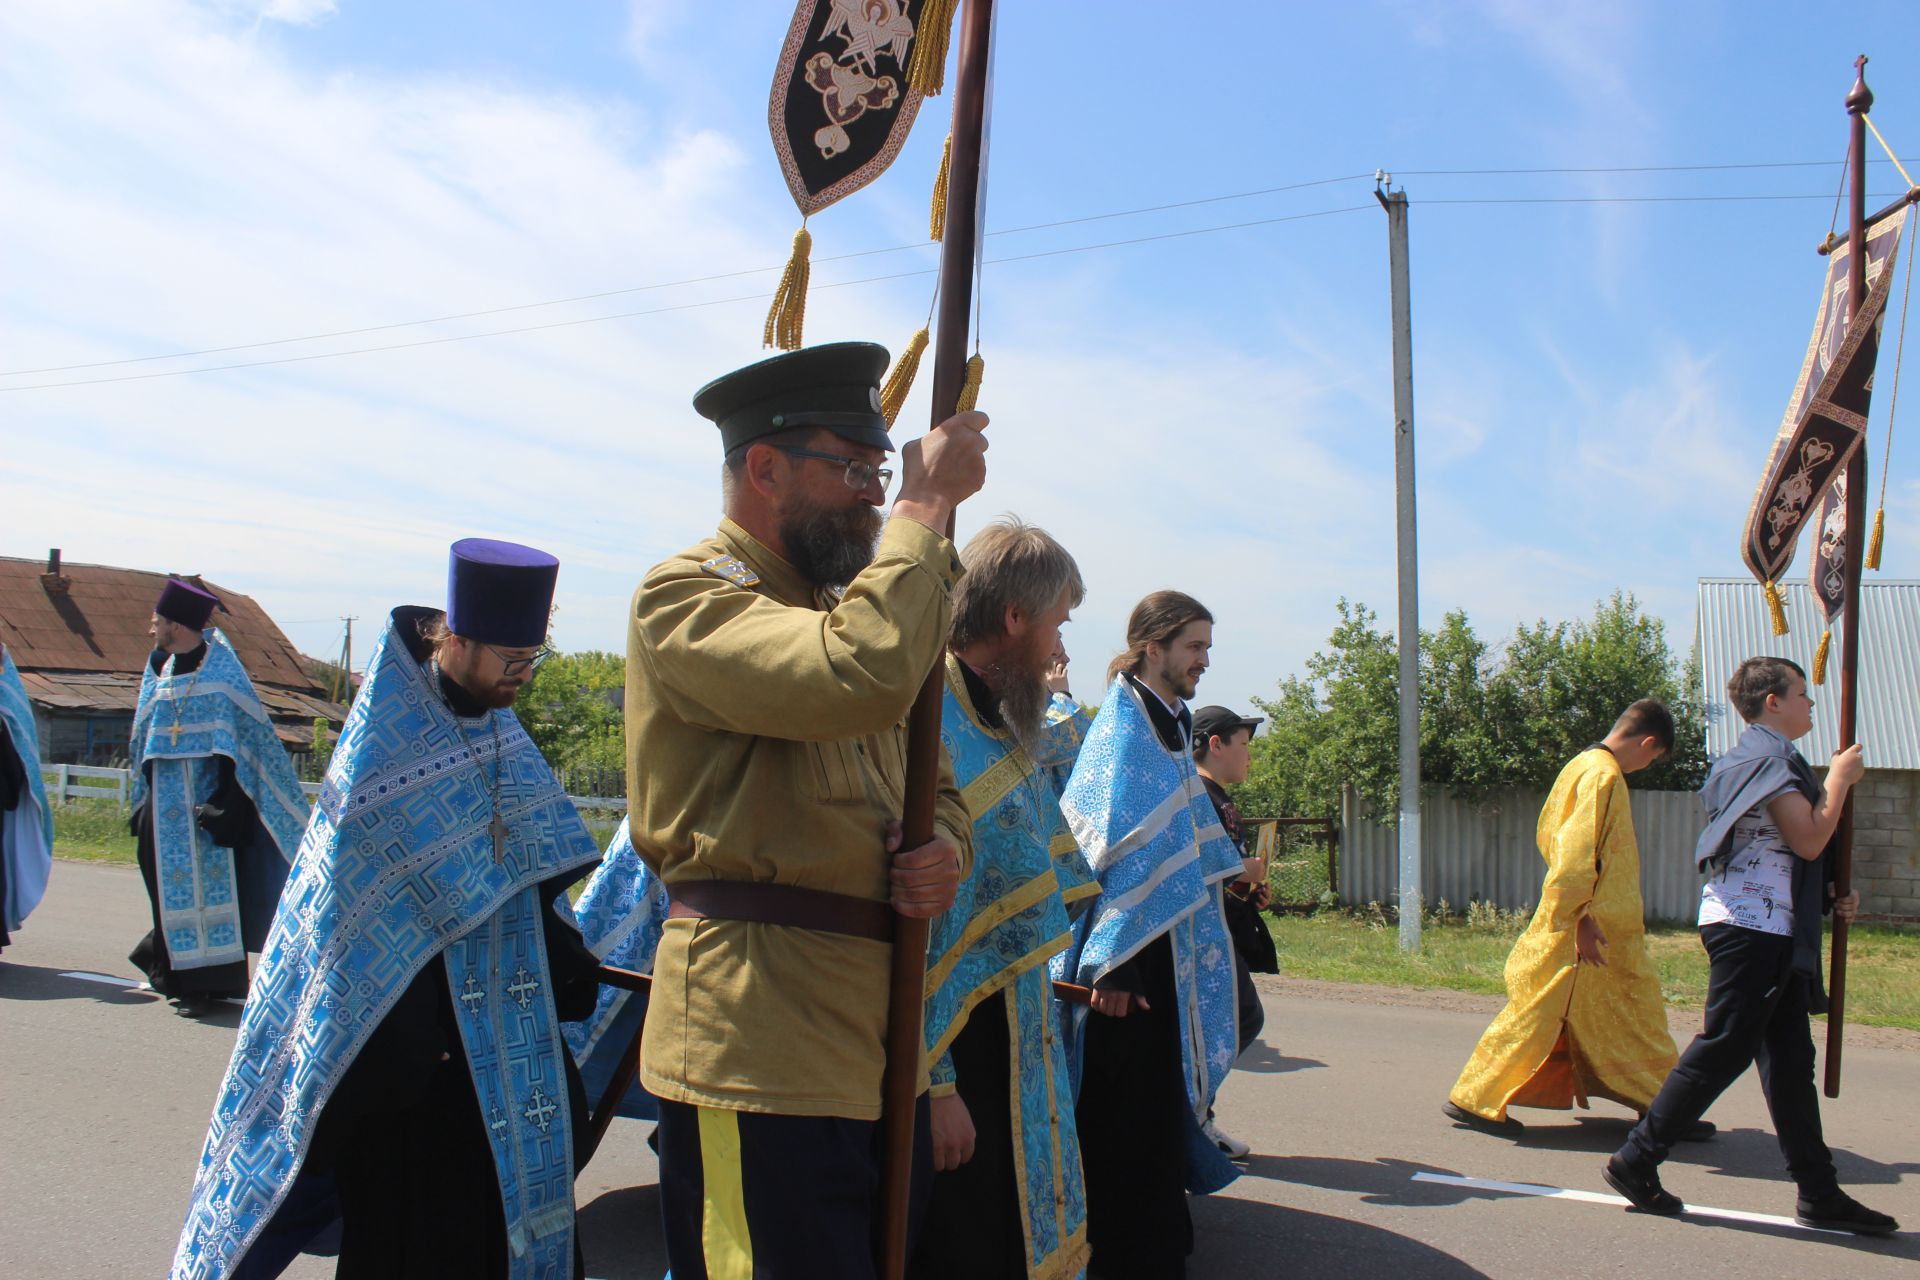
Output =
[
  {"x1": 1741, "y1": 208, "x2": 1908, "y2": 587},
  {"x1": 769, "y1": 0, "x2": 931, "y2": 215},
  {"x1": 1810, "y1": 470, "x2": 1849, "y2": 626}
]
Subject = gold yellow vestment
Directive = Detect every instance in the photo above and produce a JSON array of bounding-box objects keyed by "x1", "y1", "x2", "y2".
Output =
[{"x1": 1448, "y1": 748, "x2": 1678, "y2": 1120}]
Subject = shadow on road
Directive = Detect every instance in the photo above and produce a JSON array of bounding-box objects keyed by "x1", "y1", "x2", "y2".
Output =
[
  {"x1": 1191, "y1": 1192, "x2": 1491, "y2": 1277},
  {"x1": 1508, "y1": 1114, "x2": 1920, "y2": 1190},
  {"x1": 0, "y1": 961, "x2": 157, "y2": 1006},
  {"x1": 1233, "y1": 1041, "x2": 1327, "y2": 1074},
  {"x1": 1238, "y1": 1154, "x2": 1510, "y2": 1208},
  {"x1": 577, "y1": 1183, "x2": 668, "y2": 1280}
]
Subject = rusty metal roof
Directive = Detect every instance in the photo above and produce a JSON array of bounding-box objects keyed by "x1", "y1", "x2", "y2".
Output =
[{"x1": 0, "y1": 554, "x2": 319, "y2": 690}]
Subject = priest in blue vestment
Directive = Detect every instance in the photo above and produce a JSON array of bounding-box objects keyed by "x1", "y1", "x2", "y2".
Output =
[
  {"x1": 128, "y1": 579, "x2": 309, "y2": 1012},
  {"x1": 1, "y1": 643, "x2": 53, "y2": 954},
  {"x1": 1053, "y1": 591, "x2": 1243, "y2": 1280},
  {"x1": 171, "y1": 540, "x2": 603, "y2": 1280},
  {"x1": 912, "y1": 519, "x2": 1098, "y2": 1280}
]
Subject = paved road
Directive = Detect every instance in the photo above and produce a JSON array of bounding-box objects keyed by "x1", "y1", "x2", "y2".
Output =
[{"x1": 3, "y1": 861, "x2": 1914, "y2": 1278}]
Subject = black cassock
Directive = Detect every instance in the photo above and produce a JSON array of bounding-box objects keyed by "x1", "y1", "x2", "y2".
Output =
[
  {"x1": 0, "y1": 717, "x2": 27, "y2": 952},
  {"x1": 128, "y1": 642, "x2": 278, "y2": 1002}
]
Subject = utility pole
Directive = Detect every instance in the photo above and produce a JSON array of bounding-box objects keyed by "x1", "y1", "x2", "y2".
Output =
[
  {"x1": 331, "y1": 617, "x2": 357, "y2": 705},
  {"x1": 1376, "y1": 172, "x2": 1423, "y2": 952}
]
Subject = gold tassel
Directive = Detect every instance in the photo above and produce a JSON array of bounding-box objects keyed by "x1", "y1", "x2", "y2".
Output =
[
  {"x1": 908, "y1": 0, "x2": 958, "y2": 95},
  {"x1": 1763, "y1": 579, "x2": 1789, "y2": 636},
  {"x1": 929, "y1": 134, "x2": 952, "y2": 242},
  {"x1": 762, "y1": 225, "x2": 812, "y2": 351},
  {"x1": 1812, "y1": 628, "x2": 1832, "y2": 685},
  {"x1": 1866, "y1": 506, "x2": 1886, "y2": 570},
  {"x1": 879, "y1": 327, "x2": 930, "y2": 426},
  {"x1": 954, "y1": 352, "x2": 985, "y2": 412}
]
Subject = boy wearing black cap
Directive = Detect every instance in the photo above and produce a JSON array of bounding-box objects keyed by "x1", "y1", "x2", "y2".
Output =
[
  {"x1": 627, "y1": 343, "x2": 988, "y2": 1277},
  {"x1": 1191, "y1": 704, "x2": 1275, "y2": 1162}
]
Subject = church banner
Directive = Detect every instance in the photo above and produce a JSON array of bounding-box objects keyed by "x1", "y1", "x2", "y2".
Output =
[
  {"x1": 1741, "y1": 208, "x2": 1907, "y2": 588},
  {"x1": 769, "y1": 0, "x2": 931, "y2": 216}
]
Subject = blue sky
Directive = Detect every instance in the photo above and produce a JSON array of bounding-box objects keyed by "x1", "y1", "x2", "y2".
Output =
[{"x1": 4, "y1": 0, "x2": 1920, "y2": 716}]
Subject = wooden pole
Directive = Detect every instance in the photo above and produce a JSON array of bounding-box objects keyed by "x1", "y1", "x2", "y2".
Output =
[
  {"x1": 877, "y1": 2, "x2": 996, "y2": 1274},
  {"x1": 1825, "y1": 53, "x2": 1872, "y2": 1099}
]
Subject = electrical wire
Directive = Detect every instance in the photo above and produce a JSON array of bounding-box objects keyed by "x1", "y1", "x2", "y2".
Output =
[{"x1": 8, "y1": 157, "x2": 1914, "y2": 380}]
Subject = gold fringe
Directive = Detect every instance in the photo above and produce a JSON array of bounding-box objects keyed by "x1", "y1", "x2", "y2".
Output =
[
  {"x1": 908, "y1": 0, "x2": 958, "y2": 95},
  {"x1": 929, "y1": 134, "x2": 952, "y2": 242},
  {"x1": 1812, "y1": 628, "x2": 1832, "y2": 685},
  {"x1": 879, "y1": 327, "x2": 930, "y2": 426},
  {"x1": 762, "y1": 225, "x2": 812, "y2": 351},
  {"x1": 954, "y1": 352, "x2": 985, "y2": 412},
  {"x1": 1763, "y1": 579, "x2": 1789, "y2": 636},
  {"x1": 1866, "y1": 506, "x2": 1886, "y2": 570}
]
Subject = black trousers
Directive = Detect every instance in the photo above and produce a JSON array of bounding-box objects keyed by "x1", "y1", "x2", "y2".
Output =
[
  {"x1": 910, "y1": 989, "x2": 1026, "y2": 1279},
  {"x1": 656, "y1": 1092, "x2": 932, "y2": 1280},
  {"x1": 1079, "y1": 935, "x2": 1193, "y2": 1280},
  {"x1": 1617, "y1": 923, "x2": 1838, "y2": 1198}
]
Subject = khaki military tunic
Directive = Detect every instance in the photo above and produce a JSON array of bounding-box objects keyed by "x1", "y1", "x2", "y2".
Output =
[{"x1": 627, "y1": 515, "x2": 972, "y2": 1119}]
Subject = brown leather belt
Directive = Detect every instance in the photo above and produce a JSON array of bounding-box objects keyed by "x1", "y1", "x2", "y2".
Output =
[{"x1": 667, "y1": 880, "x2": 895, "y2": 943}]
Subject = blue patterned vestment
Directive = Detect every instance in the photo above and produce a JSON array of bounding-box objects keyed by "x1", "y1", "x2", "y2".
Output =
[
  {"x1": 129, "y1": 630, "x2": 309, "y2": 968},
  {"x1": 926, "y1": 657, "x2": 1097, "y2": 1279},
  {"x1": 564, "y1": 816, "x2": 666, "y2": 1121},
  {"x1": 1, "y1": 647, "x2": 53, "y2": 933},
  {"x1": 170, "y1": 610, "x2": 601, "y2": 1280},
  {"x1": 1034, "y1": 691, "x2": 1094, "y2": 799},
  {"x1": 1051, "y1": 676, "x2": 1244, "y2": 1195}
]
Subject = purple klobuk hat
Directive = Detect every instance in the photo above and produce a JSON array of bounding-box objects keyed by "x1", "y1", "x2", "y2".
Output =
[
  {"x1": 155, "y1": 578, "x2": 220, "y2": 631},
  {"x1": 446, "y1": 538, "x2": 558, "y2": 649}
]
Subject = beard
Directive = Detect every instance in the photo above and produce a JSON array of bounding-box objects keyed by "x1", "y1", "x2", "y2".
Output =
[
  {"x1": 989, "y1": 660, "x2": 1054, "y2": 754},
  {"x1": 780, "y1": 497, "x2": 883, "y2": 589},
  {"x1": 1158, "y1": 657, "x2": 1202, "y2": 701}
]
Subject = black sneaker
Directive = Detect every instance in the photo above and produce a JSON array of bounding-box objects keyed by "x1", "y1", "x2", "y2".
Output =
[
  {"x1": 1796, "y1": 1191, "x2": 1899, "y2": 1236},
  {"x1": 1442, "y1": 1100, "x2": 1524, "y2": 1135},
  {"x1": 1603, "y1": 1155, "x2": 1683, "y2": 1216}
]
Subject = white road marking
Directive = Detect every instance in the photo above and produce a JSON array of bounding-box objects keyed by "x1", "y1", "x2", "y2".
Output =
[
  {"x1": 1410, "y1": 1172, "x2": 1847, "y2": 1235},
  {"x1": 58, "y1": 970, "x2": 142, "y2": 988}
]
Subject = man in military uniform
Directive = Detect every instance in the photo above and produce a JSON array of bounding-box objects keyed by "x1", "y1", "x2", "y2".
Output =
[{"x1": 625, "y1": 341, "x2": 988, "y2": 1278}]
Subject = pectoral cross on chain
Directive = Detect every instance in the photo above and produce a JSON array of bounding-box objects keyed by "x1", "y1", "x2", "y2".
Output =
[
  {"x1": 489, "y1": 812, "x2": 510, "y2": 863},
  {"x1": 169, "y1": 720, "x2": 183, "y2": 746}
]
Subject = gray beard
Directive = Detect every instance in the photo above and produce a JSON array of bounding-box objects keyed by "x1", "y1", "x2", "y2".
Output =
[
  {"x1": 993, "y1": 664, "x2": 1053, "y2": 754},
  {"x1": 782, "y1": 503, "x2": 882, "y2": 589}
]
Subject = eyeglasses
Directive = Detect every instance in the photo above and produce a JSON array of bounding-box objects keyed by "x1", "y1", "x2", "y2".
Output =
[
  {"x1": 776, "y1": 446, "x2": 893, "y2": 492},
  {"x1": 484, "y1": 643, "x2": 553, "y2": 677}
]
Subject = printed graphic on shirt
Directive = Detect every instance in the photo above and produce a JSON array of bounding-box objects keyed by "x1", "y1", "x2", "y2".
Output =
[{"x1": 1699, "y1": 807, "x2": 1796, "y2": 937}]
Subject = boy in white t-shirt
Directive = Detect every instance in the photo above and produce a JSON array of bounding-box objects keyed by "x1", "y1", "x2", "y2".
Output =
[{"x1": 1603, "y1": 657, "x2": 1897, "y2": 1235}]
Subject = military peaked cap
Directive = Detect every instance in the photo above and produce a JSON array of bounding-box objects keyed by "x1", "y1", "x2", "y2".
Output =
[{"x1": 693, "y1": 341, "x2": 894, "y2": 455}]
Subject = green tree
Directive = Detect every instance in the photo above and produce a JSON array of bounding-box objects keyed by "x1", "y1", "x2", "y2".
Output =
[{"x1": 514, "y1": 650, "x2": 626, "y2": 785}]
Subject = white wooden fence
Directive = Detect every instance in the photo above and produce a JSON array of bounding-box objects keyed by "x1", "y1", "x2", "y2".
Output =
[
  {"x1": 39, "y1": 766, "x2": 626, "y2": 813},
  {"x1": 1340, "y1": 785, "x2": 1710, "y2": 924}
]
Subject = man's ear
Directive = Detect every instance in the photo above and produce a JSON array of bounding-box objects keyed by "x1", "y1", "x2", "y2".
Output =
[
  {"x1": 1004, "y1": 602, "x2": 1027, "y2": 637},
  {"x1": 742, "y1": 442, "x2": 783, "y2": 498}
]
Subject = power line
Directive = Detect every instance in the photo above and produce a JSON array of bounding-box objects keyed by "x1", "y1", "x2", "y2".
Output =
[
  {"x1": 7, "y1": 157, "x2": 1913, "y2": 379},
  {"x1": 2, "y1": 205, "x2": 1379, "y2": 391},
  {"x1": 9, "y1": 189, "x2": 1909, "y2": 392}
]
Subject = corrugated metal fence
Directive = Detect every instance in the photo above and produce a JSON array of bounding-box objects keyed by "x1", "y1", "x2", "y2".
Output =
[{"x1": 1341, "y1": 785, "x2": 1709, "y2": 923}]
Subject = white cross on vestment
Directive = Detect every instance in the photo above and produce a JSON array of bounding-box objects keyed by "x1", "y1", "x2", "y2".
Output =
[
  {"x1": 524, "y1": 1089, "x2": 557, "y2": 1133},
  {"x1": 507, "y1": 966, "x2": 540, "y2": 1010},
  {"x1": 458, "y1": 974, "x2": 485, "y2": 1012}
]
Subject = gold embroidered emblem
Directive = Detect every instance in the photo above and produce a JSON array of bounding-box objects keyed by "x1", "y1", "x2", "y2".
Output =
[{"x1": 701, "y1": 556, "x2": 762, "y2": 588}]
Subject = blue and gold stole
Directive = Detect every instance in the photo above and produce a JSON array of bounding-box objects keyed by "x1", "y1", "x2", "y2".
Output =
[
  {"x1": 0, "y1": 647, "x2": 53, "y2": 932},
  {"x1": 927, "y1": 655, "x2": 1096, "y2": 1279},
  {"x1": 171, "y1": 611, "x2": 600, "y2": 1280},
  {"x1": 129, "y1": 630, "x2": 309, "y2": 968},
  {"x1": 1052, "y1": 675, "x2": 1245, "y2": 1195},
  {"x1": 565, "y1": 817, "x2": 667, "y2": 1120}
]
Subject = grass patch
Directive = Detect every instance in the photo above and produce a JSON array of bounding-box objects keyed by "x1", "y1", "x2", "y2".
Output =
[
  {"x1": 1269, "y1": 904, "x2": 1920, "y2": 1032},
  {"x1": 50, "y1": 797, "x2": 137, "y2": 865}
]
